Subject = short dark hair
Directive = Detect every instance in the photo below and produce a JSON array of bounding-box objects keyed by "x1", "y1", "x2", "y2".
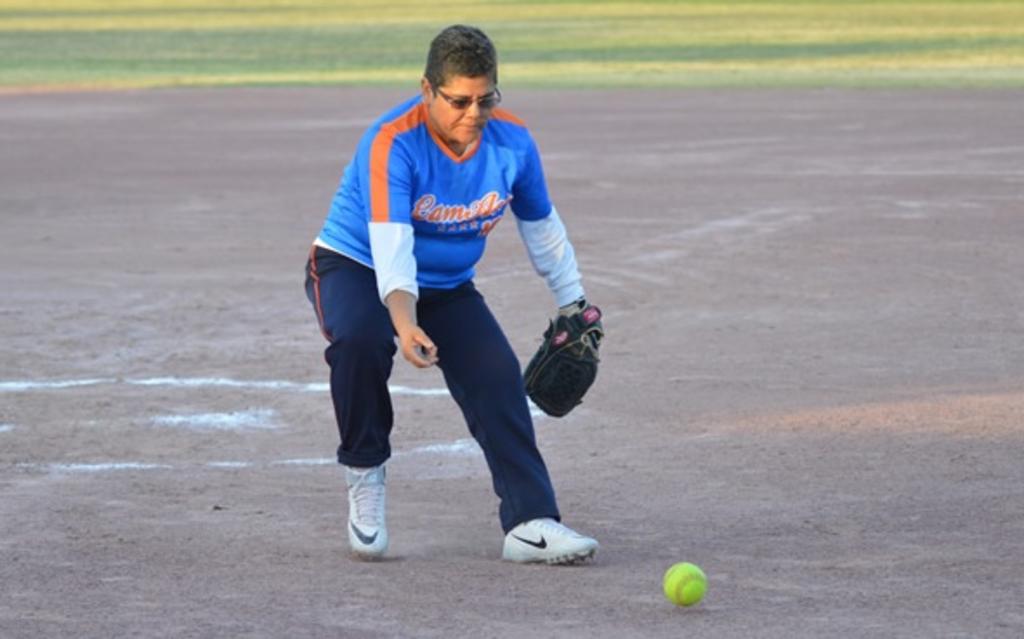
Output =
[{"x1": 423, "y1": 25, "x2": 498, "y2": 89}]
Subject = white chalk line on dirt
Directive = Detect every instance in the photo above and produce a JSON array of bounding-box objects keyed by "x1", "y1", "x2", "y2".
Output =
[
  {"x1": 258, "y1": 440, "x2": 483, "y2": 469},
  {"x1": 5, "y1": 378, "x2": 539, "y2": 470},
  {"x1": 33, "y1": 462, "x2": 175, "y2": 473},
  {"x1": 622, "y1": 207, "x2": 812, "y2": 268},
  {"x1": 151, "y1": 408, "x2": 279, "y2": 431},
  {"x1": 601, "y1": 194, "x2": 996, "y2": 283},
  {"x1": 0, "y1": 376, "x2": 546, "y2": 419},
  {"x1": 665, "y1": 208, "x2": 808, "y2": 243},
  {"x1": 16, "y1": 438, "x2": 483, "y2": 475},
  {"x1": 0, "y1": 378, "x2": 116, "y2": 391},
  {"x1": 206, "y1": 461, "x2": 254, "y2": 469},
  {"x1": 963, "y1": 145, "x2": 1024, "y2": 156},
  {"x1": 0, "y1": 376, "x2": 450, "y2": 397}
]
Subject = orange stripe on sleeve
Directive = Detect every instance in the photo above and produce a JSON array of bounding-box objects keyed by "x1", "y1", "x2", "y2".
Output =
[
  {"x1": 369, "y1": 135, "x2": 394, "y2": 222},
  {"x1": 369, "y1": 103, "x2": 427, "y2": 223},
  {"x1": 491, "y1": 107, "x2": 526, "y2": 127}
]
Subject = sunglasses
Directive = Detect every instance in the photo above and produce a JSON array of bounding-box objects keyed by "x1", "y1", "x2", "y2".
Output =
[{"x1": 434, "y1": 86, "x2": 502, "y2": 111}]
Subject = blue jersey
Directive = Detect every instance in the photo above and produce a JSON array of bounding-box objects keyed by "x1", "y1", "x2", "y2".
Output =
[{"x1": 317, "y1": 95, "x2": 553, "y2": 289}]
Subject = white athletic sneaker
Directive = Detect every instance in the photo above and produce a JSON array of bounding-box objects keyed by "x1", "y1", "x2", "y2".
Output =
[
  {"x1": 502, "y1": 518, "x2": 598, "y2": 565},
  {"x1": 345, "y1": 465, "x2": 388, "y2": 559}
]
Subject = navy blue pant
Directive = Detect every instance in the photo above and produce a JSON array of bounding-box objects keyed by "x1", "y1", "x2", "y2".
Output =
[{"x1": 305, "y1": 247, "x2": 560, "y2": 533}]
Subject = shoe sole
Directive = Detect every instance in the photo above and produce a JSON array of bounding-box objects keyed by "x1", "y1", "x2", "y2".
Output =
[
  {"x1": 504, "y1": 547, "x2": 597, "y2": 565},
  {"x1": 349, "y1": 549, "x2": 387, "y2": 562},
  {"x1": 546, "y1": 547, "x2": 597, "y2": 565}
]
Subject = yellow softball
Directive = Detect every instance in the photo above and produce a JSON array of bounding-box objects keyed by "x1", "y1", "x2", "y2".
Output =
[{"x1": 663, "y1": 562, "x2": 707, "y2": 607}]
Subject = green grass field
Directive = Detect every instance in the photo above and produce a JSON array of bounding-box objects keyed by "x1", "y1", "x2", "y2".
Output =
[{"x1": 2, "y1": 0, "x2": 1023, "y2": 89}]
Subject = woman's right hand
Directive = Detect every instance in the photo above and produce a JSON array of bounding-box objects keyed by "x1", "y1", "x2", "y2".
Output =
[
  {"x1": 398, "y1": 325, "x2": 438, "y2": 368},
  {"x1": 384, "y1": 289, "x2": 438, "y2": 368}
]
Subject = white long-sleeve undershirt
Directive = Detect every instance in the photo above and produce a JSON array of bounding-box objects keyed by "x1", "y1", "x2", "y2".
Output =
[
  {"x1": 358, "y1": 208, "x2": 584, "y2": 306},
  {"x1": 516, "y1": 207, "x2": 585, "y2": 306},
  {"x1": 368, "y1": 222, "x2": 418, "y2": 303}
]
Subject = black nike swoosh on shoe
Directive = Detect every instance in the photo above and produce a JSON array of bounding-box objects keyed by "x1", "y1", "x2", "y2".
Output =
[
  {"x1": 350, "y1": 523, "x2": 378, "y2": 545},
  {"x1": 511, "y1": 534, "x2": 547, "y2": 549}
]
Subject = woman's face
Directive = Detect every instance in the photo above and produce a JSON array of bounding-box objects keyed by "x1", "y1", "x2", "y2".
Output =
[{"x1": 421, "y1": 74, "x2": 499, "y2": 156}]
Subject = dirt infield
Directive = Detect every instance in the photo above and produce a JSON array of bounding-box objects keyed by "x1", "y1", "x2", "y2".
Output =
[{"x1": 2, "y1": 87, "x2": 1023, "y2": 638}]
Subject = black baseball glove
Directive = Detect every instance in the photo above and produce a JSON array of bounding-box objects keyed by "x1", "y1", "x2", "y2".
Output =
[{"x1": 523, "y1": 301, "x2": 603, "y2": 417}]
